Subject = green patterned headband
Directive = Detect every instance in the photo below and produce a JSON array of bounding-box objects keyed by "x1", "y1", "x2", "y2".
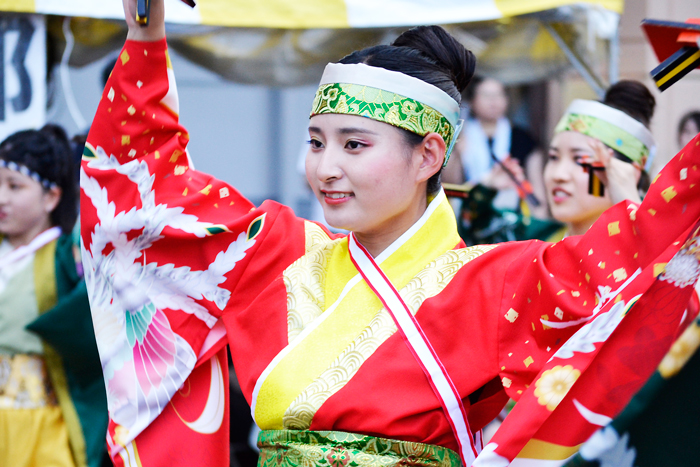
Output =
[
  {"x1": 554, "y1": 99, "x2": 655, "y2": 167},
  {"x1": 310, "y1": 63, "x2": 463, "y2": 167}
]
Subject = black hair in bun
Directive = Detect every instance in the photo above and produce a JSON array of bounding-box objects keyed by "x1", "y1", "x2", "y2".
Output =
[
  {"x1": 603, "y1": 80, "x2": 655, "y2": 128},
  {"x1": 339, "y1": 25, "x2": 476, "y2": 104}
]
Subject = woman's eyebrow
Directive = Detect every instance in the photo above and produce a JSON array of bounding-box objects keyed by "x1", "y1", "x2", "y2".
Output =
[{"x1": 337, "y1": 127, "x2": 379, "y2": 136}]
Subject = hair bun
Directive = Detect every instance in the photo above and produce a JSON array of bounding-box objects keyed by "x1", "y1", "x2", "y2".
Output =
[
  {"x1": 392, "y1": 26, "x2": 476, "y2": 95},
  {"x1": 603, "y1": 80, "x2": 656, "y2": 127}
]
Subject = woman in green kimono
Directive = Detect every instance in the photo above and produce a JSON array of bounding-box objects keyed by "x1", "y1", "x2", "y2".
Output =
[{"x1": 0, "y1": 125, "x2": 108, "y2": 467}]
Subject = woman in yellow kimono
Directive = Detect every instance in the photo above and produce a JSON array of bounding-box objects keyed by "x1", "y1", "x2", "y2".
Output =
[
  {"x1": 0, "y1": 125, "x2": 108, "y2": 467},
  {"x1": 81, "y1": 1, "x2": 700, "y2": 466}
]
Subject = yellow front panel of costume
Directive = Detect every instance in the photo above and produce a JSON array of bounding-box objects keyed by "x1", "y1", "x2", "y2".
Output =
[
  {"x1": 253, "y1": 193, "x2": 473, "y2": 429},
  {"x1": 0, "y1": 238, "x2": 76, "y2": 467}
]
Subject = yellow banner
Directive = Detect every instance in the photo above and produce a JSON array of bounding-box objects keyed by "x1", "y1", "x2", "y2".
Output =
[
  {"x1": 0, "y1": 0, "x2": 34, "y2": 13},
  {"x1": 198, "y1": 0, "x2": 348, "y2": 28}
]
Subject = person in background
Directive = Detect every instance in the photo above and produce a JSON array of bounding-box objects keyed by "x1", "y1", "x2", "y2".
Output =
[
  {"x1": 544, "y1": 80, "x2": 654, "y2": 240},
  {"x1": 561, "y1": 104, "x2": 700, "y2": 467},
  {"x1": 480, "y1": 80, "x2": 659, "y2": 442},
  {"x1": 678, "y1": 110, "x2": 700, "y2": 149},
  {"x1": 443, "y1": 76, "x2": 547, "y2": 217},
  {"x1": 0, "y1": 125, "x2": 108, "y2": 467}
]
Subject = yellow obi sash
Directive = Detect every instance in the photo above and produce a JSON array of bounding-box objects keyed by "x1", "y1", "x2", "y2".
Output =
[
  {"x1": 258, "y1": 430, "x2": 461, "y2": 467},
  {"x1": 0, "y1": 354, "x2": 57, "y2": 409},
  {"x1": 251, "y1": 191, "x2": 498, "y2": 430}
]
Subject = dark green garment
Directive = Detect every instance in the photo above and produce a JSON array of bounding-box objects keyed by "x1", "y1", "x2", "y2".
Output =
[
  {"x1": 26, "y1": 234, "x2": 109, "y2": 467},
  {"x1": 456, "y1": 184, "x2": 563, "y2": 245}
]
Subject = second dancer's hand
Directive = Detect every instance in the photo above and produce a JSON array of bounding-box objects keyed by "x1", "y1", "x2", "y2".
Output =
[
  {"x1": 123, "y1": 0, "x2": 166, "y2": 42},
  {"x1": 592, "y1": 139, "x2": 642, "y2": 204}
]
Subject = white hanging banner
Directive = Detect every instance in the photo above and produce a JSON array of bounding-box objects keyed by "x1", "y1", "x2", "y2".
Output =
[{"x1": 0, "y1": 14, "x2": 45, "y2": 142}]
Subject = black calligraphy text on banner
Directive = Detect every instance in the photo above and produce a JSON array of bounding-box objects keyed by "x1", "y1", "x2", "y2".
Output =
[
  {"x1": 0, "y1": 15, "x2": 45, "y2": 140},
  {"x1": 0, "y1": 17, "x2": 35, "y2": 122}
]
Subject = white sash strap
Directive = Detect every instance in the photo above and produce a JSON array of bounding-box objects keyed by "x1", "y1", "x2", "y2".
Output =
[
  {"x1": 0, "y1": 226, "x2": 62, "y2": 269},
  {"x1": 347, "y1": 233, "x2": 478, "y2": 466}
]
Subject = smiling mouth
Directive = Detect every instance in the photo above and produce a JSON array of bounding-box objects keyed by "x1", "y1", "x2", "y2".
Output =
[
  {"x1": 551, "y1": 188, "x2": 571, "y2": 202},
  {"x1": 322, "y1": 191, "x2": 353, "y2": 204},
  {"x1": 325, "y1": 192, "x2": 352, "y2": 199}
]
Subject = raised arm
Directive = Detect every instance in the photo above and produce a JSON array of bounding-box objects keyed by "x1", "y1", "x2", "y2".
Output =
[
  {"x1": 123, "y1": 0, "x2": 165, "y2": 42},
  {"x1": 474, "y1": 135, "x2": 700, "y2": 465},
  {"x1": 80, "y1": 0, "x2": 319, "y2": 461}
]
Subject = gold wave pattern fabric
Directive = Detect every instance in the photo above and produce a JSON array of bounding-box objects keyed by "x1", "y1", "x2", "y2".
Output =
[
  {"x1": 283, "y1": 245, "x2": 497, "y2": 429},
  {"x1": 303, "y1": 221, "x2": 333, "y2": 254},
  {"x1": 286, "y1": 230, "x2": 342, "y2": 343}
]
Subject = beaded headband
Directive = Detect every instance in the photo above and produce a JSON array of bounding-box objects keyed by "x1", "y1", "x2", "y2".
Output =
[
  {"x1": 310, "y1": 62, "x2": 464, "y2": 167},
  {"x1": 0, "y1": 159, "x2": 58, "y2": 189},
  {"x1": 554, "y1": 99, "x2": 656, "y2": 167}
]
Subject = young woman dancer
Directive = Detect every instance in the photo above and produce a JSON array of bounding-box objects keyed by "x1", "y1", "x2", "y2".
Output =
[
  {"x1": 0, "y1": 125, "x2": 107, "y2": 467},
  {"x1": 545, "y1": 80, "x2": 655, "y2": 239},
  {"x1": 80, "y1": 1, "x2": 700, "y2": 465}
]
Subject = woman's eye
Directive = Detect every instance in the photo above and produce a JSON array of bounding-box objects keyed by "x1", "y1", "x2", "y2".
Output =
[
  {"x1": 574, "y1": 155, "x2": 594, "y2": 167},
  {"x1": 345, "y1": 140, "x2": 364, "y2": 150},
  {"x1": 307, "y1": 139, "x2": 323, "y2": 149},
  {"x1": 547, "y1": 153, "x2": 558, "y2": 161}
]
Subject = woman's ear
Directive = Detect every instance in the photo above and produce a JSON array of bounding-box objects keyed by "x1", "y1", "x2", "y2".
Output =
[
  {"x1": 415, "y1": 132, "x2": 446, "y2": 183},
  {"x1": 43, "y1": 186, "x2": 62, "y2": 214}
]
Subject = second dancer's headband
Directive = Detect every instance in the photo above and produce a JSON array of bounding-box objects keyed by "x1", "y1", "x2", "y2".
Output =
[
  {"x1": 310, "y1": 62, "x2": 463, "y2": 167},
  {"x1": 555, "y1": 99, "x2": 656, "y2": 168}
]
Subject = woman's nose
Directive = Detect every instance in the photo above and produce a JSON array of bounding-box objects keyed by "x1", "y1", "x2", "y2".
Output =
[
  {"x1": 550, "y1": 160, "x2": 574, "y2": 182},
  {"x1": 313, "y1": 148, "x2": 343, "y2": 182}
]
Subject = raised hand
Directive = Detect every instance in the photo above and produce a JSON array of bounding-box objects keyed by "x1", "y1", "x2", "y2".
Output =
[
  {"x1": 482, "y1": 157, "x2": 525, "y2": 191},
  {"x1": 592, "y1": 139, "x2": 642, "y2": 204},
  {"x1": 123, "y1": 0, "x2": 166, "y2": 42}
]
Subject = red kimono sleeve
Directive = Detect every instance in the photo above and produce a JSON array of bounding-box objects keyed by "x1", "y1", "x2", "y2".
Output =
[
  {"x1": 80, "y1": 39, "x2": 308, "y2": 466},
  {"x1": 476, "y1": 136, "x2": 700, "y2": 465}
]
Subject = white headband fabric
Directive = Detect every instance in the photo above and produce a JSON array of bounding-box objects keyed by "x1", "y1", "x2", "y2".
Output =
[
  {"x1": 563, "y1": 99, "x2": 655, "y2": 153},
  {"x1": 319, "y1": 62, "x2": 461, "y2": 128}
]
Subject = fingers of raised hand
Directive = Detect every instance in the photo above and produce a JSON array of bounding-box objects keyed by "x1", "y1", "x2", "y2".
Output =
[{"x1": 591, "y1": 140, "x2": 614, "y2": 167}]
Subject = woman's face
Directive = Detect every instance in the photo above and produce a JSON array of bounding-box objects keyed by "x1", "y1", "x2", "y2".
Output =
[
  {"x1": 679, "y1": 118, "x2": 699, "y2": 149},
  {"x1": 0, "y1": 167, "x2": 58, "y2": 244},
  {"x1": 306, "y1": 114, "x2": 428, "y2": 237},
  {"x1": 544, "y1": 131, "x2": 613, "y2": 232},
  {"x1": 470, "y1": 78, "x2": 508, "y2": 122}
]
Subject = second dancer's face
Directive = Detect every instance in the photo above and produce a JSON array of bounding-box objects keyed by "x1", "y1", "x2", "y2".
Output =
[
  {"x1": 0, "y1": 167, "x2": 58, "y2": 246},
  {"x1": 306, "y1": 114, "x2": 427, "y2": 237},
  {"x1": 544, "y1": 131, "x2": 613, "y2": 231}
]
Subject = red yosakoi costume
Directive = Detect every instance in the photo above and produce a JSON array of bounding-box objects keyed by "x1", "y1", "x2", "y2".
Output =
[{"x1": 81, "y1": 38, "x2": 700, "y2": 467}]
